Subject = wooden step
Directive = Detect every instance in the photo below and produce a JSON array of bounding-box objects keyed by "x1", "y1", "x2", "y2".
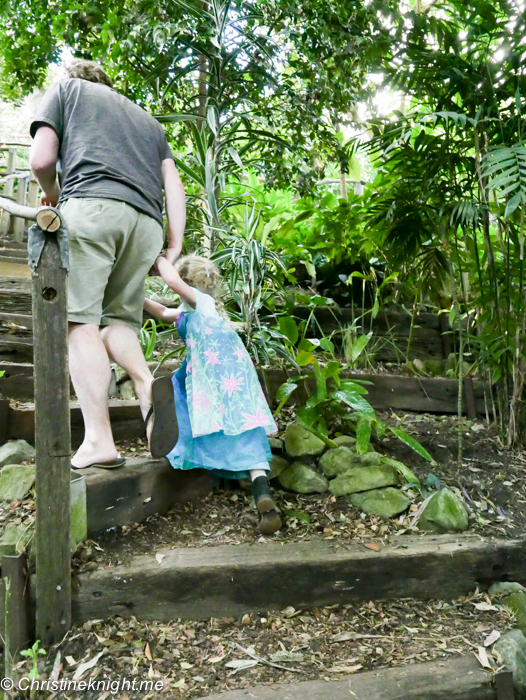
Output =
[
  {"x1": 0, "y1": 263, "x2": 31, "y2": 280},
  {"x1": 0, "y1": 248, "x2": 27, "y2": 259},
  {"x1": 198, "y1": 656, "x2": 496, "y2": 700},
  {"x1": 0, "y1": 336, "x2": 33, "y2": 362},
  {"x1": 72, "y1": 533, "x2": 526, "y2": 623},
  {"x1": 5, "y1": 399, "x2": 145, "y2": 447},
  {"x1": 83, "y1": 458, "x2": 218, "y2": 535},
  {"x1": 0, "y1": 369, "x2": 486, "y2": 425},
  {"x1": 0, "y1": 288, "x2": 32, "y2": 314}
]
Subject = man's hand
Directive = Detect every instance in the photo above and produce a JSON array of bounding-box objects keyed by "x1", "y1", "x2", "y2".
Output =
[{"x1": 40, "y1": 182, "x2": 61, "y2": 207}]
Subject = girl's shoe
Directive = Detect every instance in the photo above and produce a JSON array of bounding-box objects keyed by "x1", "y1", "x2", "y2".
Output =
[{"x1": 252, "y1": 476, "x2": 282, "y2": 535}]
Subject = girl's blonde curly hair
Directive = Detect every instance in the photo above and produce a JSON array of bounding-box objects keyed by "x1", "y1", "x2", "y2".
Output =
[{"x1": 175, "y1": 255, "x2": 229, "y2": 320}]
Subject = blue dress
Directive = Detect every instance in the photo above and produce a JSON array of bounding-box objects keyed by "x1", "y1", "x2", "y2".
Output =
[{"x1": 166, "y1": 289, "x2": 276, "y2": 480}]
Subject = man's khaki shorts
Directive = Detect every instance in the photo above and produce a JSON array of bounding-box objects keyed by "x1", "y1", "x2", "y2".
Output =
[{"x1": 60, "y1": 198, "x2": 164, "y2": 333}]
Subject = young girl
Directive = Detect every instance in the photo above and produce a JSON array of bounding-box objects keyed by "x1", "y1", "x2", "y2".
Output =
[{"x1": 144, "y1": 254, "x2": 282, "y2": 535}]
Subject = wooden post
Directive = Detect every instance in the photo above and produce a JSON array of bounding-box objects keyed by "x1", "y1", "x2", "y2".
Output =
[
  {"x1": 26, "y1": 179, "x2": 39, "y2": 232},
  {"x1": 0, "y1": 149, "x2": 16, "y2": 235},
  {"x1": 32, "y1": 215, "x2": 71, "y2": 645},
  {"x1": 1, "y1": 553, "x2": 31, "y2": 655},
  {"x1": 495, "y1": 670, "x2": 515, "y2": 700},
  {"x1": 0, "y1": 398, "x2": 8, "y2": 446},
  {"x1": 463, "y1": 376, "x2": 478, "y2": 420},
  {"x1": 11, "y1": 175, "x2": 28, "y2": 242}
]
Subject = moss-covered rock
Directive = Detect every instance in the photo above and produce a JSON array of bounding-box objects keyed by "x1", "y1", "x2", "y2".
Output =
[
  {"x1": 319, "y1": 447, "x2": 360, "y2": 478},
  {"x1": 0, "y1": 440, "x2": 35, "y2": 468},
  {"x1": 268, "y1": 455, "x2": 290, "y2": 480},
  {"x1": 507, "y1": 592, "x2": 526, "y2": 635},
  {"x1": 329, "y1": 465, "x2": 399, "y2": 497},
  {"x1": 333, "y1": 436, "x2": 356, "y2": 448},
  {"x1": 0, "y1": 522, "x2": 32, "y2": 557},
  {"x1": 417, "y1": 488, "x2": 469, "y2": 533},
  {"x1": 489, "y1": 581, "x2": 526, "y2": 596},
  {"x1": 495, "y1": 630, "x2": 526, "y2": 699},
  {"x1": 284, "y1": 424, "x2": 326, "y2": 458},
  {"x1": 350, "y1": 487, "x2": 411, "y2": 518},
  {"x1": 359, "y1": 451, "x2": 383, "y2": 466},
  {"x1": 0, "y1": 464, "x2": 35, "y2": 501},
  {"x1": 278, "y1": 462, "x2": 329, "y2": 494}
]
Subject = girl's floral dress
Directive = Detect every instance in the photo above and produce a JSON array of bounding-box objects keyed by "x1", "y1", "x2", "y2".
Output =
[{"x1": 166, "y1": 288, "x2": 277, "y2": 479}]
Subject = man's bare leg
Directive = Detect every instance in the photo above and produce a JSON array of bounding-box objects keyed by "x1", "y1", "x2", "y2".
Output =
[
  {"x1": 69, "y1": 322, "x2": 119, "y2": 468},
  {"x1": 100, "y1": 323, "x2": 154, "y2": 421}
]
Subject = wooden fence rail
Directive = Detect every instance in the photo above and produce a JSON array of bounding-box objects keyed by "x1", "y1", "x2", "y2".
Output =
[
  {"x1": 0, "y1": 194, "x2": 71, "y2": 646},
  {"x1": 0, "y1": 144, "x2": 37, "y2": 242}
]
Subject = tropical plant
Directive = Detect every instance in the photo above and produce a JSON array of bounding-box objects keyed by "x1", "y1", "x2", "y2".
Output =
[{"x1": 275, "y1": 316, "x2": 434, "y2": 464}]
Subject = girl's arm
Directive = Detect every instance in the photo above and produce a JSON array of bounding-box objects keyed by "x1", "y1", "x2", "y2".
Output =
[
  {"x1": 143, "y1": 297, "x2": 181, "y2": 324},
  {"x1": 156, "y1": 256, "x2": 197, "y2": 309}
]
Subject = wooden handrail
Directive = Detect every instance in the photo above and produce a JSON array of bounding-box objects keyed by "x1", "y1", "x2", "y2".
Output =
[{"x1": 0, "y1": 196, "x2": 63, "y2": 232}]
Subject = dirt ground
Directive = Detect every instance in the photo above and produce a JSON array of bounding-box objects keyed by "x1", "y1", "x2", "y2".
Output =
[
  {"x1": 73, "y1": 411, "x2": 521, "y2": 572},
  {"x1": 7, "y1": 591, "x2": 512, "y2": 700}
]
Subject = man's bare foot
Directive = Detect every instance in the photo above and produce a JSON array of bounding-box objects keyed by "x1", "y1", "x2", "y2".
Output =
[{"x1": 71, "y1": 443, "x2": 120, "y2": 469}]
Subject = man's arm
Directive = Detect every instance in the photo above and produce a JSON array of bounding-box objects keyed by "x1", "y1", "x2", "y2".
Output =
[
  {"x1": 29, "y1": 126, "x2": 61, "y2": 207},
  {"x1": 162, "y1": 158, "x2": 186, "y2": 264}
]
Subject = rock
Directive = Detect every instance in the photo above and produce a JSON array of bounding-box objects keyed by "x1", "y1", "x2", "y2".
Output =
[
  {"x1": 329, "y1": 465, "x2": 399, "y2": 497},
  {"x1": 333, "y1": 436, "x2": 356, "y2": 448},
  {"x1": 507, "y1": 593, "x2": 526, "y2": 634},
  {"x1": 319, "y1": 447, "x2": 360, "y2": 478},
  {"x1": 359, "y1": 451, "x2": 383, "y2": 466},
  {"x1": 284, "y1": 424, "x2": 326, "y2": 459},
  {"x1": 112, "y1": 364, "x2": 130, "y2": 384},
  {"x1": 0, "y1": 440, "x2": 35, "y2": 468},
  {"x1": 0, "y1": 522, "x2": 32, "y2": 557},
  {"x1": 278, "y1": 462, "x2": 329, "y2": 494},
  {"x1": 417, "y1": 488, "x2": 469, "y2": 533},
  {"x1": 350, "y1": 487, "x2": 411, "y2": 518},
  {"x1": 70, "y1": 475, "x2": 88, "y2": 548},
  {"x1": 119, "y1": 379, "x2": 137, "y2": 400},
  {"x1": 268, "y1": 455, "x2": 289, "y2": 480},
  {"x1": 495, "y1": 630, "x2": 526, "y2": 699},
  {"x1": 424, "y1": 359, "x2": 445, "y2": 376},
  {"x1": 268, "y1": 437, "x2": 284, "y2": 452},
  {"x1": 0, "y1": 465, "x2": 36, "y2": 501},
  {"x1": 490, "y1": 581, "x2": 526, "y2": 596}
]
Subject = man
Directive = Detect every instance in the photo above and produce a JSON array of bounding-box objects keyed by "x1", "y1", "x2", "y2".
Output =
[{"x1": 29, "y1": 58, "x2": 185, "y2": 469}]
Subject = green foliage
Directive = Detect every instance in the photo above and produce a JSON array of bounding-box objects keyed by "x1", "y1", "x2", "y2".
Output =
[{"x1": 20, "y1": 640, "x2": 46, "y2": 680}]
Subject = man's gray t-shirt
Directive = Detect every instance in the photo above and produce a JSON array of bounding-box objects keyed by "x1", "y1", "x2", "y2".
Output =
[{"x1": 30, "y1": 79, "x2": 173, "y2": 225}]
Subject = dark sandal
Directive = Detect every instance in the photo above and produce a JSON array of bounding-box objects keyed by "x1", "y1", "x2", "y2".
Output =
[
  {"x1": 147, "y1": 375, "x2": 179, "y2": 459},
  {"x1": 70, "y1": 451, "x2": 126, "y2": 470}
]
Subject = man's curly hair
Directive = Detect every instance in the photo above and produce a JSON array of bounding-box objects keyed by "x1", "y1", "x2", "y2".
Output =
[{"x1": 66, "y1": 58, "x2": 114, "y2": 88}]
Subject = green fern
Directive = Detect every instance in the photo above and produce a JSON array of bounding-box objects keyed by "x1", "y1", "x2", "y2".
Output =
[{"x1": 483, "y1": 144, "x2": 526, "y2": 218}]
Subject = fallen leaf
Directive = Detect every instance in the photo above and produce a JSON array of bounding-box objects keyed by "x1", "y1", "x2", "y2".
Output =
[
  {"x1": 332, "y1": 631, "x2": 356, "y2": 643},
  {"x1": 155, "y1": 553, "x2": 166, "y2": 565},
  {"x1": 180, "y1": 661, "x2": 194, "y2": 669},
  {"x1": 475, "y1": 646, "x2": 492, "y2": 669},
  {"x1": 65, "y1": 656, "x2": 77, "y2": 667},
  {"x1": 328, "y1": 664, "x2": 363, "y2": 673},
  {"x1": 225, "y1": 659, "x2": 258, "y2": 670},
  {"x1": 173, "y1": 679, "x2": 185, "y2": 688},
  {"x1": 207, "y1": 656, "x2": 224, "y2": 664},
  {"x1": 73, "y1": 651, "x2": 104, "y2": 680},
  {"x1": 364, "y1": 542, "x2": 381, "y2": 552},
  {"x1": 144, "y1": 643, "x2": 153, "y2": 661},
  {"x1": 192, "y1": 676, "x2": 205, "y2": 682},
  {"x1": 473, "y1": 602, "x2": 498, "y2": 612},
  {"x1": 270, "y1": 651, "x2": 304, "y2": 663},
  {"x1": 484, "y1": 630, "x2": 501, "y2": 647}
]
